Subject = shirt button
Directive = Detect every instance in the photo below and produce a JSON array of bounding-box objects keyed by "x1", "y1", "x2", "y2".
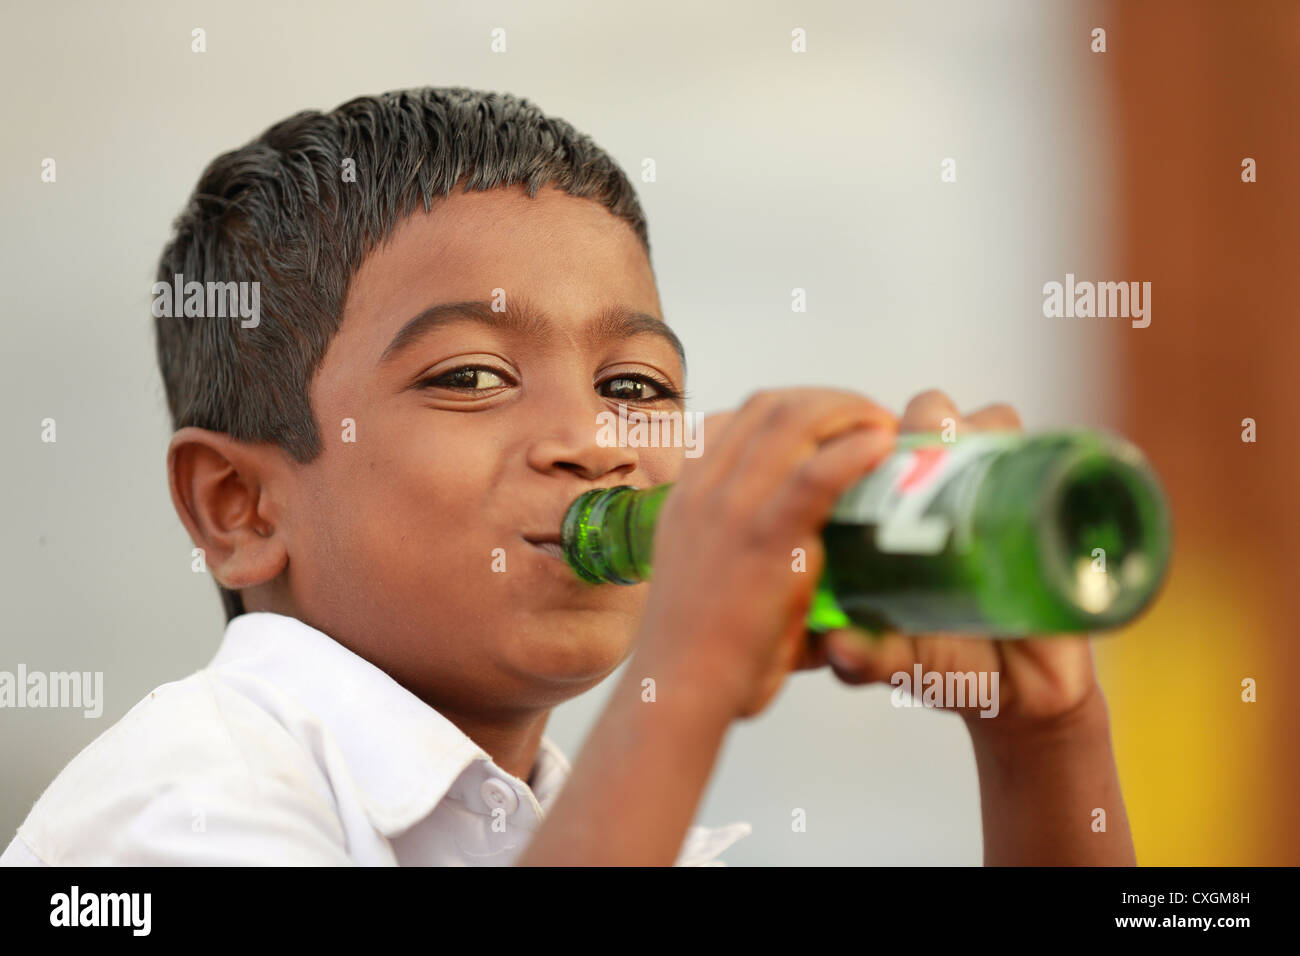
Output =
[{"x1": 480, "y1": 777, "x2": 520, "y2": 816}]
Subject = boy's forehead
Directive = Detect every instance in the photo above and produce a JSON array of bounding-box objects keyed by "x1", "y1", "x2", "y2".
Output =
[{"x1": 339, "y1": 184, "x2": 660, "y2": 354}]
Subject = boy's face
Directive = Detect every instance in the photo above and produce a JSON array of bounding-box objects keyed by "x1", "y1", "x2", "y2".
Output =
[{"x1": 281, "y1": 184, "x2": 685, "y2": 712}]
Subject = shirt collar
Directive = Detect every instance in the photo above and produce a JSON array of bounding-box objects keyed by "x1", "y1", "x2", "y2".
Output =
[
  {"x1": 206, "y1": 611, "x2": 568, "y2": 837},
  {"x1": 205, "y1": 611, "x2": 753, "y2": 863}
]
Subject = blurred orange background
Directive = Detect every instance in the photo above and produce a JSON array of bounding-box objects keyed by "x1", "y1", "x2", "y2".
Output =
[{"x1": 1099, "y1": 0, "x2": 1299, "y2": 865}]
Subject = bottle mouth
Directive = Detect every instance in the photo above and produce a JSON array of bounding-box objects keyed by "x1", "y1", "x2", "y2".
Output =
[
  {"x1": 1038, "y1": 438, "x2": 1172, "y2": 626},
  {"x1": 560, "y1": 486, "x2": 639, "y2": 584}
]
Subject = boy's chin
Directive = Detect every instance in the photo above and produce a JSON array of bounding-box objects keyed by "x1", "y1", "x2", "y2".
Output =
[{"x1": 507, "y1": 613, "x2": 637, "y2": 685}]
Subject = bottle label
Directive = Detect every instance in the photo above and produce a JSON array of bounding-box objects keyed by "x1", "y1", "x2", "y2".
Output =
[{"x1": 830, "y1": 432, "x2": 1020, "y2": 555}]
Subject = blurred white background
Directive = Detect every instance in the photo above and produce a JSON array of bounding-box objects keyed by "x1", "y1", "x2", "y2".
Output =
[{"x1": 0, "y1": 0, "x2": 1119, "y2": 864}]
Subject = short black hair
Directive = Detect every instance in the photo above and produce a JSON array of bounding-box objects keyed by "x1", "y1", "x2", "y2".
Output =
[{"x1": 153, "y1": 87, "x2": 651, "y2": 623}]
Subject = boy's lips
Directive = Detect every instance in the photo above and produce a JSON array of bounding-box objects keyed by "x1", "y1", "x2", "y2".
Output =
[
  {"x1": 521, "y1": 534, "x2": 566, "y2": 562},
  {"x1": 518, "y1": 485, "x2": 634, "y2": 566}
]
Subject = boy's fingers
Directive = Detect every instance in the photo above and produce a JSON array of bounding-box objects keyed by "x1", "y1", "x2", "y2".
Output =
[
  {"x1": 685, "y1": 409, "x2": 739, "y2": 477},
  {"x1": 823, "y1": 628, "x2": 918, "y2": 685},
  {"x1": 767, "y1": 426, "x2": 897, "y2": 531},
  {"x1": 698, "y1": 410, "x2": 735, "y2": 443},
  {"x1": 690, "y1": 392, "x2": 872, "y2": 488},
  {"x1": 727, "y1": 391, "x2": 896, "y2": 507},
  {"x1": 900, "y1": 389, "x2": 962, "y2": 433},
  {"x1": 963, "y1": 403, "x2": 1022, "y2": 432},
  {"x1": 795, "y1": 628, "x2": 833, "y2": 670}
]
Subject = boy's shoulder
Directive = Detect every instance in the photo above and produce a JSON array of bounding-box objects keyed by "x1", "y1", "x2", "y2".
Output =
[{"x1": 8, "y1": 666, "x2": 348, "y2": 865}]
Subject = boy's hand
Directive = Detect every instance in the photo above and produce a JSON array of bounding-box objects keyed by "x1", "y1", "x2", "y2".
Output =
[
  {"x1": 805, "y1": 391, "x2": 1135, "y2": 867},
  {"x1": 816, "y1": 389, "x2": 1101, "y2": 731},
  {"x1": 633, "y1": 388, "x2": 899, "y2": 721}
]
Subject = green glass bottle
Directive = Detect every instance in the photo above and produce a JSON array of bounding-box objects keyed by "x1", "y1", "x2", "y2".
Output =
[{"x1": 560, "y1": 429, "x2": 1172, "y2": 637}]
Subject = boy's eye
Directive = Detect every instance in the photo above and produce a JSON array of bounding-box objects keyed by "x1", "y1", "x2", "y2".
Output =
[
  {"x1": 419, "y1": 367, "x2": 681, "y2": 403},
  {"x1": 600, "y1": 375, "x2": 670, "y2": 402},
  {"x1": 424, "y1": 366, "x2": 510, "y2": 390}
]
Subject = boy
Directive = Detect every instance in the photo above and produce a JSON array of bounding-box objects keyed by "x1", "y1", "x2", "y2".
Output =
[{"x1": 1, "y1": 87, "x2": 1133, "y2": 866}]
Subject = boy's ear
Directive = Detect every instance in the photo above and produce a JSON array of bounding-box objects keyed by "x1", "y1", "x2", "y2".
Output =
[{"x1": 165, "y1": 427, "x2": 289, "y2": 591}]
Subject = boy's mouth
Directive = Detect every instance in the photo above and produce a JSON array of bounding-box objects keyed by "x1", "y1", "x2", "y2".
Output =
[{"x1": 521, "y1": 534, "x2": 566, "y2": 562}]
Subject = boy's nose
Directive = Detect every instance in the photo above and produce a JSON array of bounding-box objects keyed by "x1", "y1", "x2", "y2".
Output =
[{"x1": 524, "y1": 427, "x2": 639, "y2": 481}]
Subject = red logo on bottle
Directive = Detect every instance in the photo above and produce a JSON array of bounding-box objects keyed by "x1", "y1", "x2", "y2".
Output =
[{"x1": 898, "y1": 446, "x2": 947, "y2": 492}]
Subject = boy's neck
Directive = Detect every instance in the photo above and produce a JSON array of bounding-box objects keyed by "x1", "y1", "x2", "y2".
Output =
[{"x1": 436, "y1": 705, "x2": 552, "y2": 786}]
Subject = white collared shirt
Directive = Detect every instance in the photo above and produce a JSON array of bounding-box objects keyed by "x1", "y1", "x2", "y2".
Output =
[{"x1": 1, "y1": 612, "x2": 752, "y2": 866}]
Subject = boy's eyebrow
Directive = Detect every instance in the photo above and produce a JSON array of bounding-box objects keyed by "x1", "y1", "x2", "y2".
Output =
[{"x1": 377, "y1": 299, "x2": 687, "y2": 371}]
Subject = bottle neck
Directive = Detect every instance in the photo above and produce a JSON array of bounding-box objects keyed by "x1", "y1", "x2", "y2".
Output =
[{"x1": 560, "y1": 484, "x2": 673, "y2": 584}]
